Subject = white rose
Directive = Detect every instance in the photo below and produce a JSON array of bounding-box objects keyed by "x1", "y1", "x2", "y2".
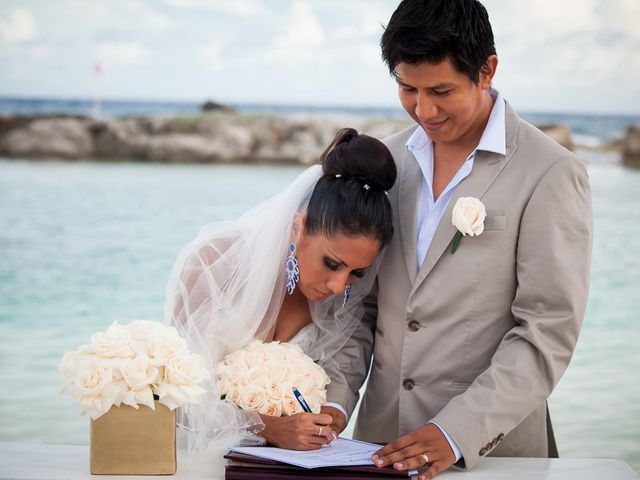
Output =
[
  {"x1": 126, "y1": 385, "x2": 155, "y2": 410},
  {"x1": 73, "y1": 361, "x2": 112, "y2": 398},
  {"x1": 147, "y1": 327, "x2": 188, "y2": 362},
  {"x1": 452, "y1": 197, "x2": 486, "y2": 236},
  {"x1": 304, "y1": 388, "x2": 327, "y2": 413},
  {"x1": 122, "y1": 355, "x2": 159, "y2": 390},
  {"x1": 217, "y1": 361, "x2": 247, "y2": 388},
  {"x1": 164, "y1": 353, "x2": 210, "y2": 386},
  {"x1": 245, "y1": 339, "x2": 264, "y2": 352},
  {"x1": 103, "y1": 379, "x2": 129, "y2": 408},
  {"x1": 242, "y1": 367, "x2": 269, "y2": 388},
  {"x1": 79, "y1": 394, "x2": 113, "y2": 420},
  {"x1": 226, "y1": 349, "x2": 248, "y2": 366},
  {"x1": 81, "y1": 323, "x2": 135, "y2": 359},
  {"x1": 237, "y1": 384, "x2": 267, "y2": 411},
  {"x1": 282, "y1": 393, "x2": 303, "y2": 416},
  {"x1": 260, "y1": 399, "x2": 283, "y2": 417},
  {"x1": 266, "y1": 382, "x2": 285, "y2": 402},
  {"x1": 127, "y1": 319, "x2": 158, "y2": 341},
  {"x1": 246, "y1": 350, "x2": 266, "y2": 369},
  {"x1": 127, "y1": 320, "x2": 161, "y2": 356},
  {"x1": 309, "y1": 365, "x2": 331, "y2": 390},
  {"x1": 284, "y1": 348, "x2": 311, "y2": 378},
  {"x1": 228, "y1": 387, "x2": 242, "y2": 405},
  {"x1": 155, "y1": 383, "x2": 207, "y2": 410},
  {"x1": 58, "y1": 351, "x2": 90, "y2": 382},
  {"x1": 264, "y1": 358, "x2": 289, "y2": 384}
]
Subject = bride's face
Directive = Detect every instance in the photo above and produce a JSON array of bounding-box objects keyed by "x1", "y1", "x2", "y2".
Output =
[{"x1": 295, "y1": 232, "x2": 382, "y2": 302}]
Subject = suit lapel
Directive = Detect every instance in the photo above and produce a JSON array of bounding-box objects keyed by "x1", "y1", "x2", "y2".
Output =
[
  {"x1": 410, "y1": 103, "x2": 521, "y2": 294},
  {"x1": 397, "y1": 147, "x2": 421, "y2": 285}
]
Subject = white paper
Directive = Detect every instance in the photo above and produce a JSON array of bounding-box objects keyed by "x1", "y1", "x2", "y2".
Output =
[{"x1": 230, "y1": 437, "x2": 380, "y2": 469}]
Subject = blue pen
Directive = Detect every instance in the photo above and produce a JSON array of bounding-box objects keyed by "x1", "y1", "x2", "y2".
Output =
[{"x1": 292, "y1": 386, "x2": 312, "y2": 413}]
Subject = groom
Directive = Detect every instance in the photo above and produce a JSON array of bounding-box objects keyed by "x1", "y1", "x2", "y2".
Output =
[{"x1": 321, "y1": 0, "x2": 593, "y2": 478}]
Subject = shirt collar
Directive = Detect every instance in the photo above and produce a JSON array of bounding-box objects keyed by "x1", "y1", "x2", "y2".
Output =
[{"x1": 406, "y1": 88, "x2": 506, "y2": 156}]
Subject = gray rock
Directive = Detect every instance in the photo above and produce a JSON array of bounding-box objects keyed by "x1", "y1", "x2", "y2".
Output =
[
  {"x1": 0, "y1": 113, "x2": 581, "y2": 164},
  {"x1": 537, "y1": 124, "x2": 574, "y2": 151},
  {"x1": 147, "y1": 134, "x2": 228, "y2": 163},
  {"x1": 622, "y1": 124, "x2": 640, "y2": 168},
  {"x1": 91, "y1": 119, "x2": 149, "y2": 159},
  {"x1": 0, "y1": 117, "x2": 94, "y2": 159},
  {"x1": 201, "y1": 100, "x2": 235, "y2": 113}
]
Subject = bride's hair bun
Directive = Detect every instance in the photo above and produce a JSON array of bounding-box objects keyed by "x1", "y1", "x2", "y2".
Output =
[
  {"x1": 305, "y1": 128, "x2": 397, "y2": 247},
  {"x1": 320, "y1": 128, "x2": 396, "y2": 192}
]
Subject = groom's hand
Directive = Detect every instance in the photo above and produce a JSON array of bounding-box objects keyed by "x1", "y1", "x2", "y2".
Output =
[
  {"x1": 320, "y1": 405, "x2": 347, "y2": 436},
  {"x1": 371, "y1": 423, "x2": 455, "y2": 480}
]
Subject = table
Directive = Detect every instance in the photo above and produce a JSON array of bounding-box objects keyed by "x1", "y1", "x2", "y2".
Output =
[{"x1": 1, "y1": 443, "x2": 638, "y2": 479}]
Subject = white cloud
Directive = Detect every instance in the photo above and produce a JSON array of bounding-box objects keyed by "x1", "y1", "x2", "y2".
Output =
[
  {"x1": 265, "y1": 1, "x2": 324, "y2": 66},
  {"x1": 0, "y1": 8, "x2": 36, "y2": 44},
  {"x1": 96, "y1": 42, "x2": 148, "y2": 65},
  {"x1": 0, "y1": 0, "x2": 638, "y2": 113},
  {"x1": 273, "y1": 1, "x2": 324, "y2": 48},
  {"x1": 163, "y1": 0, "x2": 265, "y2": 15}
]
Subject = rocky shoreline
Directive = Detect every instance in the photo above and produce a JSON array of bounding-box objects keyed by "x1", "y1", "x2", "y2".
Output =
[{"x1": 0, "y1": 112, "x2": 632, "y2": 165}]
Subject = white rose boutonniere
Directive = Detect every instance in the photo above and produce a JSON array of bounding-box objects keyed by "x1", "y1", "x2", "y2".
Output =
[{"x1": 451, "y1": 197, "x2": 487, "y2": 254}]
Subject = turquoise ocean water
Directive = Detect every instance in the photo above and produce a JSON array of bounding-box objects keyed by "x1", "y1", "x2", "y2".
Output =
[{"x1": 0, "y1": 154, "x2": 638, "y2": 471}]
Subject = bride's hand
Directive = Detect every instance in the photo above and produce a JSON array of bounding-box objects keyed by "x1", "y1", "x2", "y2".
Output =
[
  {"x1": 258, "y1": 413, "x2": 335, "y2": 450},
  {"x1": 320, "y1": 405, "x2": 347, "y2": 434}
]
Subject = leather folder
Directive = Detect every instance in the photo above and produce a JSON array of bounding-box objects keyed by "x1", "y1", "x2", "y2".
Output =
[{"x1": 224, "y1": 451, "x2": 411, "y2": 479}]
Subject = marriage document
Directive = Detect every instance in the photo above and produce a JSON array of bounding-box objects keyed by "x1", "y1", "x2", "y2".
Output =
[{"x1": 229, "y1": 437, "x2": 379, "y2": 469}]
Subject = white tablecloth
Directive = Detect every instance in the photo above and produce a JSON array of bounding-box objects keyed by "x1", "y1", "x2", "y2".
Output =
[{"x1": 1, "y1": 443, "x2": 638, "y2": 480}]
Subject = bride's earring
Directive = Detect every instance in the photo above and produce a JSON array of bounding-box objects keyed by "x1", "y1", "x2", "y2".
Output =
[
  {"x1": 342, "y1": 284, "x2": 352, "y2": 308},
  {"x1": 285, "y1": 242, "x2": 300, "y2": 295}
]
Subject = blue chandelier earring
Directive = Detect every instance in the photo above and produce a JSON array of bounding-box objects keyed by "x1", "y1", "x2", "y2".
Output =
[
  {"x1": 342, "y1": 284, "x2": 352, "y2": 308},
  {"x1": 285, "y1": 242, "x2": 300, "y2": 295}
]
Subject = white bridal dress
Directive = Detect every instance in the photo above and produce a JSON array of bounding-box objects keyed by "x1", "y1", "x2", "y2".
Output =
[{"x1": 164, "y1": 165, "x2": 379, "y2": 470}]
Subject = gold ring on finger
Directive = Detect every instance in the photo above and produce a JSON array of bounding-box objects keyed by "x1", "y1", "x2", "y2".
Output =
[{"x1": 419, "y1": 453, "x2": 430, "y2": 465}]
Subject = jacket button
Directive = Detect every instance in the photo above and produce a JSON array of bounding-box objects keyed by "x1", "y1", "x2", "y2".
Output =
[
  {"x1": 479, "y1": 447, "x2": 487, "y2": 456},
  {"x1": 408, "y1": 320, "x2": 421, "y2": 332},
  {"x1": 402, "y1": 379, "x2": 415, "y2": 390}
]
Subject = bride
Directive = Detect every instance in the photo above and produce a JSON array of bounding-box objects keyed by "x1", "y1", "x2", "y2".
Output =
[{"x1": 164, "y1": 128, "x2": 396, "y2": 455}]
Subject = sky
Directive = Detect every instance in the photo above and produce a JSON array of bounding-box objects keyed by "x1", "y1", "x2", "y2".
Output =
[{"x1": 0, "y1": 0, "x2": 639, "y2": 115}]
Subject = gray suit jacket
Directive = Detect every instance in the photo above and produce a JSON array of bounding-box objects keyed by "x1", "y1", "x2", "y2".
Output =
[{"x1": 325, "y1": 103, "x2": 593, "y2": 469}]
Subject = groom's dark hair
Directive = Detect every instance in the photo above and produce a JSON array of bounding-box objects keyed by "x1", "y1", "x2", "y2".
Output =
[
  {"x1": 381, "y1": 0, "x2": 496, "y2": 84},
  {"x1": 305, "y1": 128, "x2": 396, "y2": 248}
]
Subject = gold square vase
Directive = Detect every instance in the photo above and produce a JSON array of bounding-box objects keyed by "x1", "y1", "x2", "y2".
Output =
[{"x1": 90, "y1": 401, "x2": 176, "y2": 475}]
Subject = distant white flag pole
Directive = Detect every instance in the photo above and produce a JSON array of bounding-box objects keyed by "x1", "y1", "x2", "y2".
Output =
[{"x1": 92, "y1": 62, "x2": 102, "y2": 119}]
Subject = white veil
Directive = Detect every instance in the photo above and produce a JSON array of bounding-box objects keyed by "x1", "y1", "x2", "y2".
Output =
[{"x1": 163, "y1": 165, "x2": 379, "y2": 454}]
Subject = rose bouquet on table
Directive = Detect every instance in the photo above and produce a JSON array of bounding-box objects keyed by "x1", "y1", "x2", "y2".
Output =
[
  {"x1": 58, "y1": 320, "x2": 210, "y2": 420},
  {"x1": 216, "y1": 339, "x2": 330, "y2": 416}
]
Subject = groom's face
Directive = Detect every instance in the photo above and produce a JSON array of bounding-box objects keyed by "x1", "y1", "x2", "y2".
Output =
[
  {"x1": 394, "y1": 56, "x2": 497, "y2": 147},
  {"x1": 296, "y1": 232, "x2": 381, "y2": 302}
]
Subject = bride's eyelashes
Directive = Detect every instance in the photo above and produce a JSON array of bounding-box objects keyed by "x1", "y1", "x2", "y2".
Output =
[
  {"x1": 351, "y1": 269, "x2": 366, "y2": 279},
  {"x1": 322, "y1": 257, "x2": 366, "y2": 279},
  {"x1": 323, "y1": 257, "x2": 341, "y2": 271}
]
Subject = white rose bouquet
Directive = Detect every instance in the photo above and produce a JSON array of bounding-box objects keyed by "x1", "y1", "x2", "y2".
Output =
[
  {"x1": 59, "y1": 320, "x2": 210, "y2": 420},
  {"x1": 216, "y1": 339, "x2": 330, "y2": 417}
]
